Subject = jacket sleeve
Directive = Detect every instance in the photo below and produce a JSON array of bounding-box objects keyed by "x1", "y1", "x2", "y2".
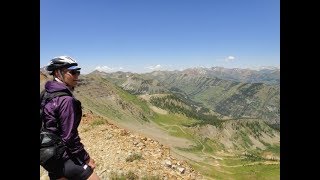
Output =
[{"x1": 58, "y1": 96, "x2": 90, "y2": 162}]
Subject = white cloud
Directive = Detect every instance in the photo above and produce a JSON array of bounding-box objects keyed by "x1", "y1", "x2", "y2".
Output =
[
  {"x1": 225, "y1": 56, "x2": 236, "y2": 62},
  {"x1": 94, "y1": 66, "x2": 124, "y2": 72},
  {"x1": 145, "y1": 64, "x2": 162, "y2": 70}
]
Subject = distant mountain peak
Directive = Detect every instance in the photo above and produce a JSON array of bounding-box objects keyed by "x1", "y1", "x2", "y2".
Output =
[
  {"x1": 182, "y1": 68, "x2": 207, "y2": 75},
  {"x1": 256, "y1": 66, "x2": 280, "y2": 71}
]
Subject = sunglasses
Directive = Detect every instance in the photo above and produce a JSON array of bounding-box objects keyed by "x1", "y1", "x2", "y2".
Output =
[{"x1": 68, "y1": 70, "x2": 81, "y2": 75}]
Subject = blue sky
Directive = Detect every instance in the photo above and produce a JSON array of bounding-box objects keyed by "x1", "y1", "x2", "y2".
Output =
[{"x1": 40, "y1": 0, "x2": 279, "y2": 74}]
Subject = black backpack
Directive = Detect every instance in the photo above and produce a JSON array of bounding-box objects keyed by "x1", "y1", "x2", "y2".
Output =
[
  {"x1": 40, "y1": 89, "x2": 72, "y2": 168},
  {"x1": 40, "y1": 89, "x2": 72, "y2": 130}
]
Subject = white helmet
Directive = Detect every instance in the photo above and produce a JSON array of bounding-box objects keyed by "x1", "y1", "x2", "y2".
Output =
[{"x1": 46, "y1": 56, "x2": 80, "y2": 71}]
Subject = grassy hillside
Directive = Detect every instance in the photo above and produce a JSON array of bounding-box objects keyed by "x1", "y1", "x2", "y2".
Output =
[
  {"x1": 105, "y1": 70, "x2": 280, "y2": 126},
  {"x1": 149, "y1": 112, "x2": 280, "y2": 180},
  {"x1": 105, "y1": 71, "x2": 169, "y2": 95},
  {"x1": 75, "y1": 73, "x2": 154, "y2": 124},
  {"x1": 145, "y1": 72, "x2": 280, "y2": 126}
]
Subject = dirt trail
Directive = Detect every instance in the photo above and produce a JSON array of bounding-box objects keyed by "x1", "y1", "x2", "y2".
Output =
[{"x1": 159, "y1": 123, "x2": 223, "y2": 160}]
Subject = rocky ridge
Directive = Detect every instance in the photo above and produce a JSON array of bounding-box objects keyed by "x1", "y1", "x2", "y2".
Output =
[{"x1": 40, "y1": 110, "x2": 203, "y2": 180}]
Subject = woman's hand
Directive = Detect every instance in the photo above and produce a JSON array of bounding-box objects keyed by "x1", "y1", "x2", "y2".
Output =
[{"x1": 86, "y1": 158, "x2": 96, "y2": 169}]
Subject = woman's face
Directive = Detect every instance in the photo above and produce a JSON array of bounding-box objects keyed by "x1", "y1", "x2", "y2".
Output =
[{"x1": 61, "y1": 68, "x2": 80, "y2": 88}]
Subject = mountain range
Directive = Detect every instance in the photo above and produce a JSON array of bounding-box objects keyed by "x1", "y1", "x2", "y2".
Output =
[
  {"x1": 40, "y1": 66, "x2": 280, "y2": 179},
  {"x1": 102, "y1": 66, "x2": 280, "y2": 128}
]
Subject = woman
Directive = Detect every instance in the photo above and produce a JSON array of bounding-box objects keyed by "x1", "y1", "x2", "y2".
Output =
[{"x1": 41, "y1": 56, "x2": 100, "y2": 180}]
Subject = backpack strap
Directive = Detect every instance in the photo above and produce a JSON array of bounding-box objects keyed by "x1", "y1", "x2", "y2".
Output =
[
  {"x1": 40, "y1": 90, "x2": 72, "y2": 107},
  {"x1": 40, "y1": 89, "x2": 72, "y2": 131}
]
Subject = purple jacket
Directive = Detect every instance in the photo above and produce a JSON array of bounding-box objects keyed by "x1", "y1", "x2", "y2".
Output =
[{"x1": 42, "y1": 80, "x2": 90, "y2": 162}]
